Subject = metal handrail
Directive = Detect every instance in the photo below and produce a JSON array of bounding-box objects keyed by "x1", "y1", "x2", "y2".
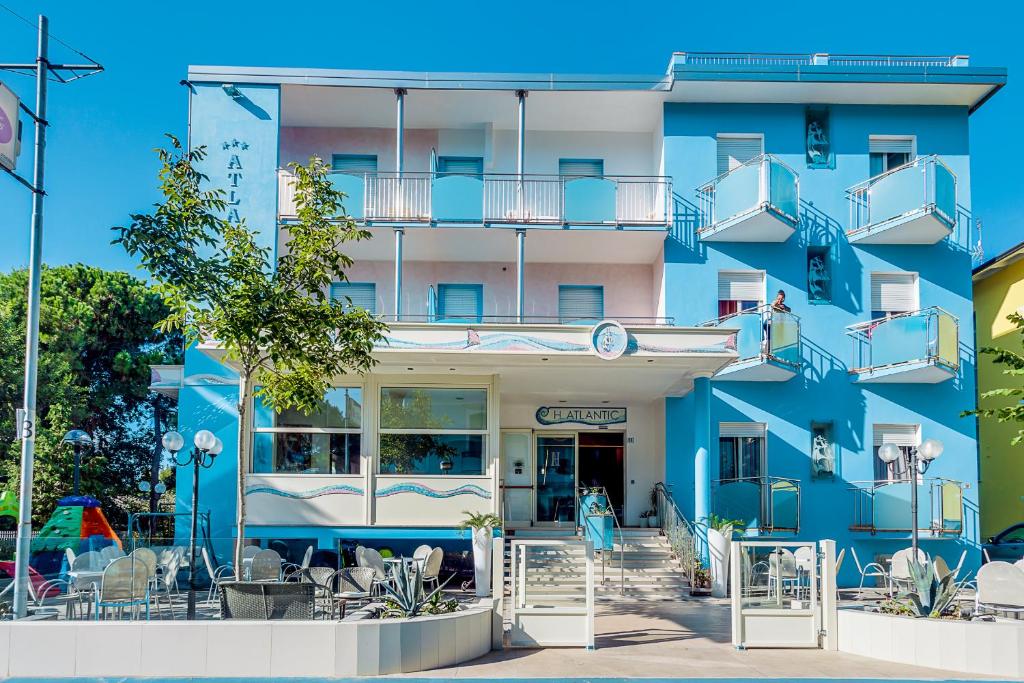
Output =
[
  {"x1": 712, "y1": 476, "x2": 801, "y2": 534},
  {"x1": 844, "y1": 305, "x2": 958, "y2": 333},
  {"x1": 699, "y1": 302, "x2": 801, "y2": 327},
  {"x1": 379, "y1": 314, "x2": 677, "y2": 326},
  {"x1": 654, "y1": 482, "x2": 699, "y2": 585},
  {"x1": 579, "y1": 485, "x2": 624, "y2": 596},
  {"x1": 844, "y1": 306, "x2": 960, "y2": 374},
  {"x1": 696, "y1": 153, "x2": 798, "y2": 193},
  {"x1": 676, "y1": 52, "x2": 965, "y2": 68},
  {"x1": 844, "y1": 154, "x2": 957, "y2": 195},
  {"x1": 847, "y1": 478, "x2": 966, "y2": 535}
]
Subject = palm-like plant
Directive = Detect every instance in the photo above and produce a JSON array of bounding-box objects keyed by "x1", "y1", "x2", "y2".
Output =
[{"x1": 458, "y1": 511, "x2": 502, "y2": 531}]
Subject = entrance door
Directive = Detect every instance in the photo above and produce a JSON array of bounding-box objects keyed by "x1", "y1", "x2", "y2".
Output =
[
  {"x1": 535, "y1": 434, "x2": 577, "y2": 526},
  {"x1": 578, "y1": 432, "x2": 625, "y2": 521}
]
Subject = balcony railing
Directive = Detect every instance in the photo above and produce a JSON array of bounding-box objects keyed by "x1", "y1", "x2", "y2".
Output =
[
  {"x1": 697, "y1": 155, "x2": 799, "y2": 242},
  {"x1": 378, "y1": 314, "x2": 676, "y2": 326},
  {"x1": 845, "y1": 155, "x2": 957, "y2": 244},
  {"x1": 713, "y1": 476, "x2": 801, "y2": 534},
  {"x1": 849, "y1": 478, "x2": 964, "y2": 535},
  {"x1": 676, "y1": 52, "x2": 968, "y2": 68},
  {"x1": 845, "y1": 306, "x2": 958, "y2": 382},
  {"x1": 278, "y1": 170, "x2": 671, "y2": 227},
  {"x1": 701, "y1": 305, "x2": 800, "y2": 379}
]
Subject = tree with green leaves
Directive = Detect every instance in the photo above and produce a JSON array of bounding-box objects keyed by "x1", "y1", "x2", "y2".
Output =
[
  {"x1": 115, "y1": 136, "x2": 386, "y2": 575},
  {"x1": 964, "y1": 311, "x2": 1024, "y2": 444}
]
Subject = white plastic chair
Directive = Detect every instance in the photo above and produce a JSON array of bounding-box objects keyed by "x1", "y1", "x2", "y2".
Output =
[
  {"x1": 130, "y1": 547, "x2": 170, "y2": 619},
  {"x1": 202, "y1": 546, "x2": 235, "y2": 603},
  {"x1": 975, "y1": 561, "x2": 1024, "y2": 616},
  {"x1": 99, "y1": 544, "x2": 125, "y2": 564},
  {"x1": 421, "y1": 547, "x2": 444, "y2": 590},
  {"x1": 249, "y1": 549, "x2": 283, "y2": 582},
  {"x1": 283, "y1": 545, "x2": 314, "y2": 579},
  {"x1": 358, "y1": 547, "x2": 388, "y2": 595},
  {"x1": 1013, "y1": 559, "x2": 1024, "y2": 573},
  {"x1": 850, "y1": 547, "x2": 888, "y2": 598},
  {"x1": 768, "y1": 548, "x2": 798, "y2": 599},
  {"x1": 413, "y1": 544, "x2": 432, "y2": 563},
  {"x1": 889, "y1": 547, "x2": 928, "y2": 595},
  {"x1": 94, "y1": 557, "x2": 150, "y2": 621},
  {"x1": 64, "y1": 547, "x2": 76, "y2": 570}
]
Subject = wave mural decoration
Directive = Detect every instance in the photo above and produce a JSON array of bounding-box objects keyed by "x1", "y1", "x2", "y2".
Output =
[
  {"x1": 382, "y1": 331, "x2": 588, "y2": 353},
  {"x1": 375, "y1": 483, "x2": 492, "y2": 499},
  {"x1": 245, "y1": 483, "x2": 364, "y2": 499}
]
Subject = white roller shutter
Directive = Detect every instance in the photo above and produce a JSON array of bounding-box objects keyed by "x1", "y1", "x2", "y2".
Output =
[
  {"x1": 873, "y1": 424, "x2": 920, "y2": 447},
  {"x1": 869, "y1": 137, "x2": 914, "y2": 155},
  {"x1": 718, "y1": 271, "x2": 765, "y2": 302},
  {"x1": 719, "y1": 422, "x2": 767, "y2": 438},
  {"x1": 558, "y1": 159, "x2": 605, "y2": 177},
  {"x1": 717, "y1": 136, "x2": 763, "y2": 175},
  {"x1": 870, "y1": 273, "x2": 918, "y2": 313}
]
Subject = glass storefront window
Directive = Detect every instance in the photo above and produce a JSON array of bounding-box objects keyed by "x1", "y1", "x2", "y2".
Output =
[
  {"x1": 252, "y1": 387, "x2": 362, "y2": 474},
  {"x1": 254, "y1": 387, "x2": 362, "y2": 429},
  {"x1": 378, "y1": 387, "x2": 488, "y2": 475}
]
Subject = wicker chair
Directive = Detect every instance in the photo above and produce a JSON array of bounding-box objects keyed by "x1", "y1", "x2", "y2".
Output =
[
  {"x1": 219, "y1": 581, "x2": 315, "y2": 620},
  {"x1": 298, "y1": 566, "x2": 336, "y2": 617},
  {"x1": 331, "y1": 567, "x2": 375, "y2": 619}
]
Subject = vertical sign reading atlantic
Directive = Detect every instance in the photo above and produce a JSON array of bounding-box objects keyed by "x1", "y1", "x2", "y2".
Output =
[{"x1": 222, "y1": 138, "x2": 249, "y2": 224}]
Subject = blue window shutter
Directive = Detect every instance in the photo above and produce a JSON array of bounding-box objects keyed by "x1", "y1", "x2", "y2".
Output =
[
  {"x1": 558, "y1": 285, "x2": 604, "y2": 324},
  {"x1": 331, "y1": 154, "x2": 378, "y2": 173},
  {"x1": 437, "y1": 156, "x2": 484, "y2": 176},
  {"x1": 438, "y1": 284, "x2": 483, "y2": 322},
  {"x1": 331, "y1": 282, "x2": 377, "y2": 314},
  {"x1": 558, "y1": 159, "x2": 604, "y2": 177}
]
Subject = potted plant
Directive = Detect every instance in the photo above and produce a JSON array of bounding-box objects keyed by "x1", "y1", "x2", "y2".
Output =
[
  {"x1": 690, "y1": 560, "x2": 712, "y2": 596},
  {"x1": 647, "y1": 488, "x2": 660, "y2": 528},
  {"x1": 583, "y1": 500, "x2": 614, "y2": 550},
  {"x1": 459, "y1": 511, "x2": 501, "y2": 598},
  {"x1": 703, "y1": 514, "x2": 743, "y2": 598}
]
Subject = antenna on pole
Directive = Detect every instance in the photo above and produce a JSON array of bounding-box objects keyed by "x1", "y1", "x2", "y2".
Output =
[{"x1": 0, "y1": 13, "x2": 103, "y2": 619}]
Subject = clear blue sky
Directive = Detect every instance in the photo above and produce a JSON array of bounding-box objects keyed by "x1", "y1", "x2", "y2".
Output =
[{"x1": 0, "y1": 0, "x2": 1018, "y2": 274}]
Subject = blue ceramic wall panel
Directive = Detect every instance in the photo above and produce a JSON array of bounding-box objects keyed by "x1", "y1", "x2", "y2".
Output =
[{"x1": 662, "y1": 103, "x2": 978, "y2": 586}]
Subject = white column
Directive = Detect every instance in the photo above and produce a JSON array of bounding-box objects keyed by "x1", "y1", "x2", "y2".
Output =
[
  {"x1": 393, "y1": 227, "x2": 404, "y2": 320},
  {"x1": 515, "y1": 229, "x2": 525, "y2": 322}
]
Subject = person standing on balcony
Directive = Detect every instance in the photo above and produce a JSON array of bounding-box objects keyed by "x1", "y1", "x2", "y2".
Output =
[{"x1": 763, "y1": 290, "x2": 791, "y2": 355}]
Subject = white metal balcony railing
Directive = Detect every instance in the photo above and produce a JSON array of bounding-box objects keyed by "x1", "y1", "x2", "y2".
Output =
[
  {"x1": 675, "y1": 52, "x2": 969, "y2": 68},
  {"x1": 277, "y1": 170, "x2": 672, "y2": 226}
]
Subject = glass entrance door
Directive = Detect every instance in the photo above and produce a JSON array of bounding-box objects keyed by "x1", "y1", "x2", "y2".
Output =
[{"x1": 535, "y1": 434, "x2": 577, "y2": 526}]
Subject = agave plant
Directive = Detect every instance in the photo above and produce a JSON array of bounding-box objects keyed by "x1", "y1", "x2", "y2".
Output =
[
  {"x1": 899, "y1": 558, "x2": 964, "y2": 618},
  {"x1": 379, "y1": 559, "x2": 455, "y2": 618}
]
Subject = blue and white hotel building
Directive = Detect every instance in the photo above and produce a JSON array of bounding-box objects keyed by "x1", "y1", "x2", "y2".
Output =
[{"x1": 157, "y1": 52, "x2": 1006, "y2": 586}]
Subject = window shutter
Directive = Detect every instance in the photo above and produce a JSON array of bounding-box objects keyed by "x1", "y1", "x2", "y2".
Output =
[
  {"x1": 558, "y1": 159, "x2": 604, "y2": 177},
  {"x1": 558, "y1": 286, "x2": 604, "y2": 322},
  {"x1": 870, "y1": 273, "x2": 918, "y2": 313},
  {"x1": 331, "y1": 282, "x2": 377, "y2": 314},
  {"x1": 719, "y1": 422, "x2": 767, "y2": 438},
  {"x1": 873, "y1": 424, "x2": 920, "y2": 447},
  {"x1": 438, "y1": 284, "x2": 482, "y2": 321},
  {"x1": 331, "y1": 154, "x2": 378, "y2": 173},
  {"x1": 437, "y1": 156, "x2": 484, "y2": 175},
  {"x1": 869, "y1": 137, "x2": 914, "y2": 155},
  {"x1": 717, "y1": 271, "x2": 765, "y2": 302},
  {"x1": 717, "y1": 136, "x2": 763, "y2": 175}
]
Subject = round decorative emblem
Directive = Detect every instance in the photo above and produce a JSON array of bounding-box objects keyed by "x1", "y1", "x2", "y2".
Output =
[{"x1": 590, "y1": 320, "x2": 628, "y2": 361}]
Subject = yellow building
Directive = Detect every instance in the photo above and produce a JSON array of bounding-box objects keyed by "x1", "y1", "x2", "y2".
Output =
[{"x1": 973, "y1": 244, "x2": 1024, "y2": 538}]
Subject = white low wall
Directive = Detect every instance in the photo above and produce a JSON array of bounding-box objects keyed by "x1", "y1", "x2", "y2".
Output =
[
  {"x1": 837, "y1": 608, "x2": 1024, "y2": 678},
  {"x1": 0, "y1": 603, "x2": 494, "y2": 678}
]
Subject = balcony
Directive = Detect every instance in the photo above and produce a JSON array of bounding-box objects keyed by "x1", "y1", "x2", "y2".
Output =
[
  {"x1": 697, "y1": 155, "x2": 799, "y2": 243},
  {"x1": 148, "y1": 364, "x2": 183, "y2": 400},
  {"x1": 845, "y1": 307, "x2": 959, "y2": 383},
  {"x1": 278, "y1": 171, "x2": 671, "y2": 229},
  {"x1": 702, "y1": 306, "x2": 801, "y2": 381},
  {"x1": 845, "y1": 156, "x2": 957, "y2": 244},
  {"x1": 713, "y1": 476, "x2": 801, "y2": 535},
  {"x1": 849, "y1": 478, "x2": 965, "y2": 536}
]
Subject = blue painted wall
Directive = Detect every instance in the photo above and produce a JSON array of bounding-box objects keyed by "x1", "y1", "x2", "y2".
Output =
[{"x1": 662, "y1": 104, "x2": 979, "y2": 585}]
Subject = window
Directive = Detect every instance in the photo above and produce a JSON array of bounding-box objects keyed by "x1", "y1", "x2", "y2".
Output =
[
  {"x1": 872, "y1": 423, "x2": 920, "y2": 481},
  {"x1": 717, "y1": 135, "x2": 763, "y2": 175},
  {"x1": 868, "y1": 137, "x2": 914, "y2": 176},
  {"x1": 252, "y1": 387, "x2": 362, "y2": 474},
  {"x1": 331, "y1": 154, "x2": 378, "y2": 174},
  {"x1": 718, "y1": 423, "x2": 765, "y2": 481},
  {"x1": 717, "y1": 270, "x2": 765, "y2": 317},
  {"x1": 806, "y1": 247, "x2": 832, "y2": 304},
  {"x1": 330, "y1": 282, "x2": 377, "y2": 314},
  {"x1": 558, "y1": 159, "x2": 604, "y2": 177},
  {"x1": 437, "y1": 283, "x2": 483, "y2": 323},
  {"x1": 379, "y1": 387, "x2": 488, "y2": 475},
  {"x1": 437, "y1": 156, "x2": 483, "y2": 176},
  {"x1": 870, "y1": 272, "x2": 918, "y2": 319},
  {"x1": 558, "y1": 285, "x2": 604, "y2": 324}
]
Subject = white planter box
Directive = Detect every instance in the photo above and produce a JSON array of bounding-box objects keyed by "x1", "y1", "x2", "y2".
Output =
[
  {"x1": 837, "y1": 607, "x2": 1024, "y2": 678},
  {"x1": 0, "y1": 602, "x2": 495, "y2": 678}
]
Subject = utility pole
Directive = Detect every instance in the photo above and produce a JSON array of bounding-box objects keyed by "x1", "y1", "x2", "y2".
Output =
[{"x1": 0, "y1": 14, "x2": 103, "y2": 619}]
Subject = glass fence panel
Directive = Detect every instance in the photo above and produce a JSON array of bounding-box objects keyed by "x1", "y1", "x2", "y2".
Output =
[
  {"x1": 768, "y1": 160, "x2": 798, "y2": 222},
  {"x1": 715, "y1": 480, "x2": 761, "y2": 529},
  {"x1": 872, "y1": 482, "x2": 931, "y2": 530},
  {"x1": 737, "y1": 543, "x2": 816, "y2": 611},
  {"x1": 937, "y1": 312, "x2": 958, "y2": 367},
  {"x1": 869, "y1": 163, "x2": 925, "y2": 225},
  {"x1": 871, "y1": 314, "x2": 928, "y2": 367},
  {"x1": 769, "y1": 480, "x2": 799, "y2": 531},
  {"x1": 432, "y1": 174, "x2": 484, "y2": 222},
  {"x1": 563, "y1": 177, "x2": 616, "y2": 223},
  {"x1": 330, "y1": 173, "x2": 366, "y2": 220},
  {"x1": 729, "y1": 312, "x2": 764, "y2": 360},
  {"x1": 939, "y1": 482, "x2": 963, "y2": 532},
  {"x1": 933, "y1": 161, "x2": 956, "y2": 226},
  {"x1": 768, "y1": 312, "x2": 800, "y2": 365},
  {"x1": 714, "y1": 162, "x2": 760, "y2": 223}
]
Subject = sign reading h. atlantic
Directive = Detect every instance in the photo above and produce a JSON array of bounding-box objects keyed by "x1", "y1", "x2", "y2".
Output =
[
  {"x1": 0, "y1": 82, "x2": 21, "y2": 172},
  {"x1": 536, "y1": 406, "x2": 626, "y2": 426}
]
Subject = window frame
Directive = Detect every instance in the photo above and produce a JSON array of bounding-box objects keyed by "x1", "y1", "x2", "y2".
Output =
[
  {"x1": 716, "y1": 133, "x2": 765, "y2": 175},
  {"x1": 868, "y1": 135, "x2": 917, "y2": 176},
  {"x1": 437, "y1": 283, "x2": 484, "y2": 323},
  {"x1": 869, "y1": 271, "x2": 920, "y2": 319},
  {"x1": 331, "y1": 153, "x2": 378, "y2": 174},
  {"x1": 717, "y1": 422, "x2": 767, "y2": 482},
  {"x1": 558, "y1": 284, "x2": 605, "y2": 324},
  {"x1": 872, "y1": 423, "x2": 921, "y2": 483},
  {"x1": 330, "y1": 281, "x2": 377, "y2": 315}
]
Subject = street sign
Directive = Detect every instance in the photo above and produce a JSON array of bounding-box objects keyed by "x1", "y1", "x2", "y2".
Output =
[{"x1": 0, "y1": 81, "x2": 22, "y2": 172}]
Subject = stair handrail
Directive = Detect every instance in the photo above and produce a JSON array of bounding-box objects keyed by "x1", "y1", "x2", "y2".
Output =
[
  {"x1": 654, "y1": 482, "x2": 699, "y2": 587},
  {"x1": 579, "y1": 485, "x2": 625, "y2": 596}
]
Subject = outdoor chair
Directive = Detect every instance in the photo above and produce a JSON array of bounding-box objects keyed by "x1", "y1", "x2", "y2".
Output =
[
  {"x1": 219, "y1": 581, "x2": 315, "y2": 620},
  {"x1": 767, "y1": 548, "x2": 798, "y2": 599},
  {"x1": 358, "y1": 547, "x2": 388, "y2": 595},
  {"x1": 834, "y1": 547, "x2": 846, "y2": 578},
  {"x1": 331, "y1": 567, "x2": 375, "y2": 619},
  {"x1": 297, "y1": 566, "x2": 336, "y2": 616},
  {"x1": 99, "y1": 544, "x2": 126, "y2": 563},
  {"x1": 889, "y1": 547, "x2": 928, "y2": 595},
  {"x1": 975, "y1": 561, "x2": 1024, "y2": 617},
  {"x1": 202, "y1": 546, "x2": 236, "y2": 604},
  {"x1": 64, "y1": 547, "x2": 76, "y2": 570},
  {"x1": 72, "y1": 550, "x2": 103, "y2": 573},
  {"x1": 34, "y1": 577, "x2": 85, "y2": 620},
  {"x1": 130, "y1": 547, "x2": 172, "y2": 619},
  {"x1": 249, "y1": 549, "x2": 283, "y2": 582},
  {"x1": 283, "y1": 545, "x2": 314, "y2": 580},
  {"x1": 94, "y1": 557, "x2": 150, "y2": 621},
  {"x1": 1014, "y1": 559, "x2": 1024, "y2": 572},
  {"x1": 421, "y1": 547, "x2": 444, "y2": 590},
  {"x1": 412, "y1": 544, "x2": 432, "y2": 565},
  {"x1": 155, "y1": 546, "x2": 184, "y2": 595},
  {"x1": 850, "y1": 547, "x2": 889, "y2": 598},
  {"x1": 242, "y1": 544, "x2": 261, "y2": 560}
]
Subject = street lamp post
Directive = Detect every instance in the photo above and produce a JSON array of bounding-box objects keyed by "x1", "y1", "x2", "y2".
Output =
[
  {"x1": 877, "y1": 437, "x2": 944, "y2": 558},
  {"x1": 161, "y1": 429, "x2": 222, "y2": 620},
  {"x1": 61, "y1": 430, "x2": 92, "y2": 496}
]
